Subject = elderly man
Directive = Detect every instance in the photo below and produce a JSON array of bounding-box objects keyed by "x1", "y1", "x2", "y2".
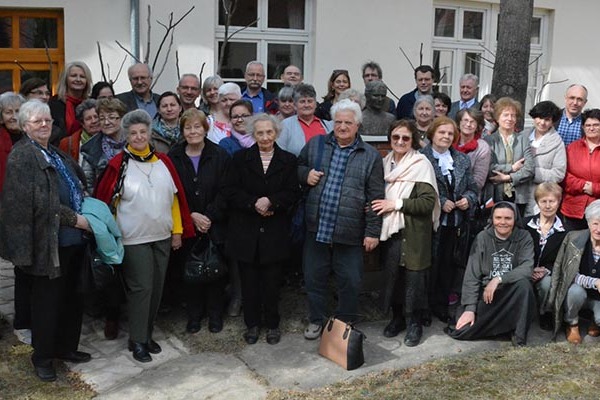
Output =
[
  {"x1": 298, "y1": 99, "x2": 384, "y2": 339},
  {"x1": 277, "y1": 83, "x2": 332, "y2": 156},
  {"x1": 242, "y1": 61, "x2": 277, "y2": 114},
  {"x1": 396, "y1": 65, "x2": 436, "y2": 119},
  {"x1": 555, "y1": 84, "x2": 588, "y2": 145},
  {"x1": 362, "y1": 80, "x2": 395, "y2": 136},
  {"x1": 448, "y1": 74, "x2": 479, "y2": 119},
  {"x1": 116, "y1": 63, "x2": 160, "y2": 114},
  {"x1": 361, "y1": 61, "x2": 395, "y2": 114},
  {"x1": 176, "y1": 74, "x2": 201, "y2": 110},
  {"x1": 280, "y1": 65, "x2": 303, "y2": 86}
]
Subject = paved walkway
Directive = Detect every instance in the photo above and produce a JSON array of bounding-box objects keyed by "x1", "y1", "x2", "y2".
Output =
[{"x1": 0, "y1": 257, "x2": 569, "y2": 399}]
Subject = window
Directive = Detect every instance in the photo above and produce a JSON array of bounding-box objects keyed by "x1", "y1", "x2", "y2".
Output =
[
  {"x1": 216, "y1": 0, "x2": 310, "y2": 93},
  {"x1": 0, "y1": 9, "x2": 64, "y2": 94}
]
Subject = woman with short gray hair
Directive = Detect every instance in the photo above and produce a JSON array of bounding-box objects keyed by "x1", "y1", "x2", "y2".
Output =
[
  {"x1": 200, "y1": 75, "x2": 224, "y2": 116},
  {"x1": 207, "y1": 82, "x2": 242, "y2": 144},
  {"x1": 413, "y1": 95, "x2": 435, "y2": 146},
  {"x1": 95, "y1": 109, "x2": 195, "y2": 362},
  {"x1": 276, "y1": 85, "x2": 296, "y2": 120}
]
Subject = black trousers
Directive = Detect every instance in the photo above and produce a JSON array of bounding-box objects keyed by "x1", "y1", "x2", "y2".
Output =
[
  {"x1": 239, "y1": 259, "x2": 282, "y2": 330},
  {"x1": 13, "y1": 266, "x2": 33, "y2": 330},
  {"x1": 30, "y1": 245, "x2": 85, "y2": 363},
  {"x1": 430, "y1": 226, "x2": 460, "y2": 314}
]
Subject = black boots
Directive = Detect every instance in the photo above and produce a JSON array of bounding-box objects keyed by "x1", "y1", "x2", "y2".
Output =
[
  {"x1": 383, "y1": 315, "x2": 407, "y2": 338},
  {"x1": 404, "y1": 314, "x2": 423, "y2": 347}
]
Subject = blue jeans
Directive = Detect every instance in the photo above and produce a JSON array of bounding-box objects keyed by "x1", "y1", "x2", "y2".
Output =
[{"x1": 302, "y1": 232, "x2": 364, "y2": 324}]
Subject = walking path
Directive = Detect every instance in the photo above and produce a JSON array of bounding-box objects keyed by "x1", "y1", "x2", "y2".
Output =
[{"x1": 0, "y1": 257, "x2": 560, "y2": 399}]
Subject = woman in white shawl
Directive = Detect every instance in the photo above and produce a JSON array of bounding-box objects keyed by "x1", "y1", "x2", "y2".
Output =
[{"x1": 372, "y1": 120, "x2": 440, "y2": 347}]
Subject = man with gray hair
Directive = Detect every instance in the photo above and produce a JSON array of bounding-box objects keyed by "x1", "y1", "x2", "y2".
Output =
[
  {"x1": 448, "y1": 73, "x2": 479, "y2": 119},
  {"x1": 298, "y1": 99, "x2": 384, "y2": 339},
  {"x1": 116, "y1": 63, "x2": 160, "y2": 114},
  {"x1": 242, "y1": 61, "x2": 278, "y2": 114},
  {"x1": 176, "y1": 73, "x2": 201, "y2": 110}
]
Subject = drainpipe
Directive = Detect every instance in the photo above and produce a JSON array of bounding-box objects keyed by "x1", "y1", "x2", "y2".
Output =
[{"x1": 130, "y1": 0, "x2": 140, "y2": 61}]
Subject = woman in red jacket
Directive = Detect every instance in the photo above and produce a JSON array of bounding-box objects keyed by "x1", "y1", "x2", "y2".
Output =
[{"x1": 562, "y1": 109, "x2": 600, "y2": 231}]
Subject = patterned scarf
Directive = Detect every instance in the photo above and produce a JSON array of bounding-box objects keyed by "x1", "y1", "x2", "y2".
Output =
[
  {"x1": 109, "y1": 144, "x2": 156, "y2": 213},
  {"x1": 101, "y1": 134, "x2": 125, "y2": 161},
  {"x1": 152, "y1": 117, "x2": 181, "y2": 145},
  {"x1": 32, "y1": 140, "x2": 83, "y2": 213}
]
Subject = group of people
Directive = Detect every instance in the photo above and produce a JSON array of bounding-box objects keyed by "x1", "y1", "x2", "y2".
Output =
[{"x1": 1, "y1": 58, "x2": 600, "y2": 383}]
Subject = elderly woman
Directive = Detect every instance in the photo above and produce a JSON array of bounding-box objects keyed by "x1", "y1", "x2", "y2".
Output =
[
  {"x1": 524, "y1": 182, "x2": 566, "y2": 331},
  {"x1": 275, "y1": 85, "x2": 296, "y2": 120},
  {"x1": 91, "y1": 81, "x2": 115, "y2": 100},
  {"x1": 20, "y1": 78, "x2": 52, "y2": 103},
  {"x1": 422, "y1": 117, "x2": 479, "y2": 323},
  {"x1": 95, "y1": 110, "x2": 194, "y2": 362},
  {"x1": 548, "y1": 199, "x2": 600, "y2": 344},
  {"x1": 0, "y1": 92, "x2": 25, "y2": 193},
  {"x1": 448, "y1": 202, "x2": 535, "y2": 346},
  {"x1": 414, "y1": 95, "x2": 435, "y2": 147},
  {"x1": 59, "y1": 99, "x2": 101, "y2": 162},
  {"x1": 454, "y1": 107, "x2": 491, "y2": 194},
  {"x1": 168, "y1": 109, "x2": 231, "y2": 334},
  {"x1": 485, "y1": 97, "x2": 534, "y2": 217},
  {"x1": 479, "y1": 94, "x2": 497, "y2": 135},
  {"x1": 0, "y1": 100, "x2": 92, "y2": 381},
  {"x1": 372, "y1": 120, "x2": 440, "y2": 347},
  {"x1": 561, "y1": 109, "x2": 600, "y2": 231},
  {"x1": 219, "y1": 99, "x2": 255, "y2": 156},
  {"x1": 207, "y1": 82, "x2": 242, "y2": 144},
  {"x1": 433, "y1": 92, "x2": 451, "y2": 118},
  {"x1": 523, "y1": 101, "x2": 566, "y2": 217},
  {"x1": 81, "y1": 98, "x2": 128, "y2": 194},
  {"x1": 315, "y1": 69, "x2": 350, "y2": 120},
  {"x1": 49, "y1": 61, "x2": 93, "y2": 144},
  {"x1": 151, "y1": 91, "x2": 183, "y2": 152},
  {"x1": 200, "y1": 75, "x2": 224, "y2": 116},
  {"x1": 277, "y1": 84, "x2": 333, "y2": 157},
  {"x1": 223, "y1": 113, "x2": 300, "y2": 345}
]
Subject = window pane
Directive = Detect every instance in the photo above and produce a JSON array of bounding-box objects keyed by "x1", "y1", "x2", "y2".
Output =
[
  {"x1": 218, "y1": 0, "x2": 258, "y2": 27},
  {"x1": 20, "y1": 69, "x2": 51, "y2": 86},
  {"x1": 531, "y1": 17, "x2": 541, "y2": 45},
  {"x1": 217, "y1": 41, "x2": 257, "y2": 79},
  {"x1": 20, "y1": 17, "x2": 58, "y2": 48},
  {"x1": 463, "y1": 11, "x2": 483, "y2": 40},
  {"x1": 268, "y1": 0, "x2": 305, "y2": 29},
  {"x1": 432, "y1": 49, "x2": 453, "y2": 95},
  {"x1": 434, "y1": 8, "x2": 455, "y2": 37},
  {"x1": 464, "y1": 52, "x2": 481, "y2": 78},
  {"x1": 267, "y1": 43, "x2": 304, "y2": 79},
  {"x1": 0, "y1": 17, "x2": 11, "y2": 48},
  {"x1": 0, "y1": 70, "x2": 13, "y2": 94}
]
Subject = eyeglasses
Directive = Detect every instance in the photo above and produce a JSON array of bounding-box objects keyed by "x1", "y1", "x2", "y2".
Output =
[
  {"x1": 28, "y1": 118, "x2": 53, "y2": 127},
  {"x1": 30, "y1": 89, "x2": 51, "y2": 97},
  {"x1": 391, "y1": 134, "x2": 412, "y2": 142},
  {"x1": 99, "y1": 115, "x2": 121, "y2": 123},
  {"x1": 231, "y1": 114, "x2": 251, "y2": 120}
]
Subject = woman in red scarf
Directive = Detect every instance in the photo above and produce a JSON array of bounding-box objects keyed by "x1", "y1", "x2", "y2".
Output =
[
  {"x1": 454, "y1": 108, "x2": 491, "y2": 195},
  {"x1": 49, "y1": 61, "x2": 93, "y2": 146}
]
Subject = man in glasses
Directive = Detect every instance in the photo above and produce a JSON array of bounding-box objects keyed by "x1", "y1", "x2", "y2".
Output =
[
  {"x1": 242, "y1": 61, "x2": 278, "y2": 115},
  {"x1": 176, "y1": 74, "x2": 201, "y2": 111}
]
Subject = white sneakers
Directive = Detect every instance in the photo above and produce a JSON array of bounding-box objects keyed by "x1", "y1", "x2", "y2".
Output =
[{"x1": 304, "y1": 322, "x2": 322, "y2": 340}]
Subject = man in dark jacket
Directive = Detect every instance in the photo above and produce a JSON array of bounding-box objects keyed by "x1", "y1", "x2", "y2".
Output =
[
  {"x1": 395, "y1": 65, "x2": 435, "y2": 120},
  {"x1": 116, "y1": 63, "x2": 160, "y2": 114},
  {"x1": 298, "y1": 99, "x2": 384, "y2": 339},
  {"x1": 241, "y1": 61, "x2": 277, "y2": 115}
]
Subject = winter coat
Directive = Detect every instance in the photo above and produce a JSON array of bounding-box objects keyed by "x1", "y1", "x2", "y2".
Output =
[
  {"x1": 561, "y1": 138, "x2": 600, "y2": 219},
  {"x1": 223, "y1": 143, "x2": 300, "y2": 264},
  {"x1": 277, "y1": 115, "x2": 333, "y2": 156},
  {"x1": 298, "y1": 133, "x2": 384, "y2": 246},
  {"x1": 81, "y1": 197, "x2": 124, "y2": 265},
  {"x1": 80, "y1": 133, "x2": 113, "y2": 194}
]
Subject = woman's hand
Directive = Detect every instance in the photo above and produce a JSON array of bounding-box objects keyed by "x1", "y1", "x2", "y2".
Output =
[
  {"x1": 595, "y1": 279, "x2": 600, "y2": 293},
  {"x1": 255, "y1": 197, "x2": 273, "y2": 216},
  {"x1": 442, "y1": 200, "x2": 455, "y2": 214},
  {"x1": 191, "y1": 212, "x2": 212, "y2": 233},
  {"x1": 511, "y1": 158, "x2": 525, "y2": 172},
  {"x1": 489, "y1": 170, "x2": 510, "y2": 184},
  {"x1": 171, "y1": 234, "x2": 182, "y2": 250},
  {"x1": 75, "y1": 214, "x2": 92, "y2": 232},
  {"x1": 531, "y1": 267, "x2": 547, "y2": 282},
  {"x1": 371, "y1": 199, "x2": 396, "y2": 215},
  {"x1": 483, "y1": 277, "x2": 501, "y2": 304},
  {"x1": 455, "y1": 198, "x2": 469, "y2": 211},
  {"x1": 584, "y1": 181, "x2": 593, "y2": 196},
  {"x1": 455, "y1": 311, "x2": 475, "y2": 330}
]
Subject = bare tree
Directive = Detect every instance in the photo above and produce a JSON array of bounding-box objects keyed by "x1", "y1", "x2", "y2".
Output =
[
  {"x1": 491, "y1": 0, "x2": 534, "y2": 108},
  {"x1": 217, "y1": 0, "x2": 258, "y2": 75}
]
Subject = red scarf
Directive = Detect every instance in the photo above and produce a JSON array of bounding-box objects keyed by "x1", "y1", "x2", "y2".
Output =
[
  {"x1": 454, "y1": 134, "x2": 480, "y2": 154},
  {"x1": 65, "y1": 95, "x2": 83, "y2": 136}
]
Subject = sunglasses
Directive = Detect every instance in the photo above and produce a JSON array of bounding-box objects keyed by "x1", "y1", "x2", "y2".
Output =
[{"x1": 391, "y1": 134, "x2": 412, "y2": 142}]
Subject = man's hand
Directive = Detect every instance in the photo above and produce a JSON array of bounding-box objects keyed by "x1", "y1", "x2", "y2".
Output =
[
  {"x1": 363, "y1": 237, "x2": 379, "y2": 252},
  {"x1": 307, "y1": 169, "x2": 324, "y2": 186},
  {"x1": 455, "y1": 197, "x2": 469, "y2": 211},
  {"x1": 455, "y1": 311, "x2": 475, "y2": 330},
  {"x1": 442, "y1": 200, "x2": 455, "y2": 214}
]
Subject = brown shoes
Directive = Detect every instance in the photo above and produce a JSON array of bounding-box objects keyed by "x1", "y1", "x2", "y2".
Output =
[
  {"x1": 588, "y1": 322, "x2": 600, "y2": 337},
  {"x1": 566, "y1": 324, "x2": 582, "y2": 344}
]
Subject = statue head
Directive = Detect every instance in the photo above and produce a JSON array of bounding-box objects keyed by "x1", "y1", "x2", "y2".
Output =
[{"x1": 365, "y1": 80, "x2": 387, "y2": 112}]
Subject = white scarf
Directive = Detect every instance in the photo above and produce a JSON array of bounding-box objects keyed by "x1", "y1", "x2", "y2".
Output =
[{"x1": 380, "y1": 150, "x2": 441, "y2": 241}]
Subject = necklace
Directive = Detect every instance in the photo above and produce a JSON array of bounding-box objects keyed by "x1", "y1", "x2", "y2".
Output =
[{"x1": 132, "y1": 161, "x2": 154, "y2": 187}]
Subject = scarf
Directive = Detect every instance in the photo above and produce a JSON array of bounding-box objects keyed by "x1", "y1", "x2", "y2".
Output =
[
  {"x1": 101, "y1": 134, "x2": 125, "y2": 161},
  {"x1": 454, "y1": 134, "x2": 480, "y2": 154},
  {"x1": 65, "y1": 95, "x2": 83, "y2": 136},
  {"x1": 380, "y1": 150, "x2": 441, "y2": 241},
  {"x1": 231, "y1": 128, "x2": 255, "y2": 149},
  {"x1": 109, "y1": 144, "x2": 157, "y2": 212},
  {"x1": 152, "y1": 117, "x2": 181, "y2": 144},
  {"x1": 32, "y1": 139, "x2": 83, "y2": 213}
]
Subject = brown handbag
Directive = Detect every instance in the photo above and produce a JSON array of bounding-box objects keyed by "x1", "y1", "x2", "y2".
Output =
[{"x1": 318, "y1": 317, "x2": 365, "y2": 370}]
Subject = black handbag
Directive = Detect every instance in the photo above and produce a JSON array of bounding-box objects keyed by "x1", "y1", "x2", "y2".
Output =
[
  {"x1": 78, "y1": 239, "x2": 117, "y2": 293},
  {"x1": 183, "y1": 236, "x2": 227, "y2": 284},
  {"x1": 318, "y1": 317, "x2": 365, "y2": 370}
]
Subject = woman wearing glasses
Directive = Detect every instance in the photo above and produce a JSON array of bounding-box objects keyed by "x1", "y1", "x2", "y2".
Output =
[
  {"x1": 454, "y1": 108, "x2": 491, "y2": 194},
  {"x1": 0, "y1": 100, "x2": 92, "y2": 381},
  {"x1": 219, "y1": 99, "x2": 255, "y2": 156},
  {"x1": 315, "y1": 69, "x2": 350, "y2": 121},
  {"x1": 561, "y1": 109, "x2": 600, "y2": 231},
  {"x1": 372, "y1": 120, "x2": 440, "y2": 347}
]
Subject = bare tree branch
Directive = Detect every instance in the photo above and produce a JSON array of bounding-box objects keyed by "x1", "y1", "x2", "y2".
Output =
[
  {"x1": 398, "y1": 46, "x2": 415, "y2": 70},
  {"x1": 114, "y1": 55, "x2": 128, "y2": 83},
  {"x1": 97, "y1": 42, "x2": 108, "y2": 82},
  {"x1": 478, "y1": 43, "x2": 497, "y2": 59},
  {"x1": 529, "y1": 53, "x2": 543, "y2": 66},
  {"x1": 467, "y1": 56, "x2": 494, "y2": 70},
  {"x1": 43, "y1": 40, "x2": 53, "y2": 87},
  {"x1": 537, "y1": 78, "x2": 568, "y2": 103},
  {"x1": 14, "y1": 60, "x2": 27, "y2": 72},
  {"x1": 152, "y1": 6, "x2": 195, "y2": 71},
  {"x1": 419, "y1": 43, "x2": 423, "y2": 66},
  {"x1": 116, "y1": 40, "x2": 142, "y2": 63},
  {"x1": 144, "y1": 5, "x2": 151, "y2": 64},
  {"x1": 226, "y1": 18, "x2": 259, "y2": 40},
  {"x1": 152, "y1": 30, "x2": 174, "y2": 89},
  {"x1": 199, "y1": 62, "x2": 206, "y2": 83},
  {"x1": 175, "y1": 50, "x2": 181, "y2": 81}
]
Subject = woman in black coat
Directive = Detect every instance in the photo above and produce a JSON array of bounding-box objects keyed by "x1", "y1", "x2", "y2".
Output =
[
  {"x1": 223, "y1": 113, "x2": 300, "y2": 345},
  {"x1": 168, "y1": 109, "x2": 230, "y2": 334}
]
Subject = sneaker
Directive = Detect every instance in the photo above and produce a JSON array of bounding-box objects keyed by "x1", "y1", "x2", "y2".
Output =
[
  {"x1": 14, "y1": 329, "x2": 32, "y2": 345},
  {"x1": 304, "y1": 322, "x2": 322, "y2": 340}
]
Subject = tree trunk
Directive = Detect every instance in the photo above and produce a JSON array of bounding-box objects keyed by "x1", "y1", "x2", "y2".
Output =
[{"x1": 491, "y1": 0, "x2": 534, "y2": 109}]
